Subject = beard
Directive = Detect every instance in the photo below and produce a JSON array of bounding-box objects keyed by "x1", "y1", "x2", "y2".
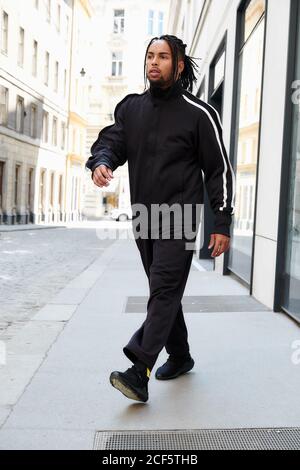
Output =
[{"x1": 148, "y1": 72, "x2": 173, "y2": 89}]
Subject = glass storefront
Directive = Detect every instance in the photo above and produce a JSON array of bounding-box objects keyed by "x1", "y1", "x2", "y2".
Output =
[
  {"x1": 227, "y1": 0, "x2": 266, "y2": 283},
  {"x1": 281, "y1": 1, "x2": 300, "y2": 321}
]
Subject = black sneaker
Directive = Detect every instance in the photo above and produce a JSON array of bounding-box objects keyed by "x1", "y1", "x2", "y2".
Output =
[
  {"x1": 155, "y1": 355, "x2": 194, "y2": 380},
  {"x1": 110, "y1": 364, "x2": 150, "y2": 402}
]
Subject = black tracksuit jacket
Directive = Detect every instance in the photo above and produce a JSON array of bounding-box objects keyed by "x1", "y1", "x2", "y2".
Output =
[{"x1": 85, "y1": 79, "x2": 235, "y2": 237}]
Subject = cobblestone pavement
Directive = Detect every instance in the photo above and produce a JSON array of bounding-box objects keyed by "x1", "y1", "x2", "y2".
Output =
[{"x1": 0, "y1": 224, "x2": 119, "y2": 338}]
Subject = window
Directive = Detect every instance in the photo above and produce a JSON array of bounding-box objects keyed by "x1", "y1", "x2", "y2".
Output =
[
  {"x1": 64, "y1": 69, "x2": 67, "y2": 97},
  {"x1": 158, "y1": 11, "x2": 164, "y2": 35},
  {"x1": 65, "y1": 15, "x2": 69, "y2": 42},
  {"x1": 209, "y1": 43, "x2": 226, "y2": 109},
  {"x1": 14, "y1": 165, "x2": 21, "y2": 207},
  {"x1": 148, "y1": 10, "x2": 154, "y2": 35},
  {"x1": 111, "y1": 51, "x2": 122, "y2": 76},
  {"x1": 28, "y1": 168, "x2": 33, "y2": 207},
  {"x1": 147, "y1": 10, "x2": 164, "y2": 36},
  {"x1": 52, "y1": 117, "x2": 57, "y2": 146},
  {"x1": 16, "y1": 96, "x2": 24, "y2": 133},
  {"x1": 50, "y1": 172, "x2": 54, "y2": 206},
  {"x1": 30, "y1": 104, "x2": 37, "y2": 138},
  {"x1": 58, "y1": 174, "x2": 63, "y2": 209},
  {"x1": 46, "y1": 0, "x2": 51, "y2": 23},
  {"x1": 71, "y1": 176, "x2": 79, "y2": 211},
  {"x1": 75, "y1": 79, "x2": 79, "y2": 104},
  {"x1": 54, "y1": 61, "x2": 59, "y2": 92},
  {"x1": 72, "y1": 128, "x2": 76, "y2": 153},
  {"x1": 1, "y1": 11, "x2": 8, "y2": 54},
  {"x1": 44, "y1": 51, "x2": 49, "y2": 85},
  {"x1": 80, "y1": 132, "x2": 83, "y2": 155},
  {"x1": 76, "y1": 27, "x2": 80, "y2": 53},
  {"x1": 39, "y1": 169, "x2": 45, "y2": 211},
  {"x1": 61, "y1": 122, "x2": 66, "y2": 149},
  {"x1": 56, "y1": 4, "x2": 61, "y2": 32},
  {"x1": 113, "y1": 9, "x2": 124, "y2": 34},
  {"x1": 71, "y1": 176, "x2": 74, "y2": 211},
  {"x1": 278, "y1": 0, "x2": 300, "y2": 321},
  {"x1": 32, "y1": 40, "x2": 38, "y2": 76},
  {"x1": 43, "y1": 111, "x2": 49, "y2": 142},
  {"x1": 0, "y1": 161, "x2": 4, "y2": 210},
  {"x1": 213, "y1": 50, "x2": 225, "y2": 91},
  {"x1": 18, "y1": 27, "x2": 24, "y2": 67},
  {"x1": 0, "y1": 85, "x2": 8, "y2": 126},
  {"x1": 81, "y1": 85, "x2": 86, "y2": 109},
  {"x1": 74, "y1": 177, "x2": 78, "y2": 211},
  {"x1": 227, "y1": 0, "x2": 266, "y2": 283}
]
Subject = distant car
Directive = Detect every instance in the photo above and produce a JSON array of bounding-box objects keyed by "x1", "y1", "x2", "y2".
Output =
[{"x1": 110, "y1": 207, "x2": 132, "y2": 221}]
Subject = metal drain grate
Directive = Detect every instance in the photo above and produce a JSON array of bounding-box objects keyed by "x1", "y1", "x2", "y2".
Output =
[
  {"x1": 125, "y1": 295, "x2": 270, "y2": 313},
  {"x1": 94, "y1": 429, "x2": 300, "y2": 450}
]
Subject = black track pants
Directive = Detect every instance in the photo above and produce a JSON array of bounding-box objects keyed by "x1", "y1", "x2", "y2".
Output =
[{"x1": 123, "y1": 236, "x2": 195, "y2": 370}]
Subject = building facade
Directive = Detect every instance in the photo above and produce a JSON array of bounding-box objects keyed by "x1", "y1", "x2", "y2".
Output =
[
  {"x1": 66, "y1": 0, "x2": 93, "y2": 222},
  {"x1": 83, "y1": 0, "x2": 170, "y2": 219},
  {"x1": 168, "y1": 0, "x2": 300, "y2": 324},
  {"x1": 0, "y1": 0, "x2": 93, "y2": 225}
]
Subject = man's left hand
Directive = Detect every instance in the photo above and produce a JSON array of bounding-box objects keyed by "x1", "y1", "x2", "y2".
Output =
[{"x1": 208, "y1": 233, "x2": 230, "y2": 257}]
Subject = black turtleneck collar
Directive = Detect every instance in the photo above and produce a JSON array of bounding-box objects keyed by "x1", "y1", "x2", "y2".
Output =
[{"x1": 148, "y1": 79, "x2": 183, "y2": 101}]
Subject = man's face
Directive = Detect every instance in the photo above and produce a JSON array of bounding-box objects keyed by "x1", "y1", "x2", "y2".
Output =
[{"x1": 146, "y1": 40, "x2": 183, "y2": 88}]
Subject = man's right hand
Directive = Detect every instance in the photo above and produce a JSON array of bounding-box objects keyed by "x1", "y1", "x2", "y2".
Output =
[{"x1": 92, "y1": 165, "x2": 114, "y2": 188}]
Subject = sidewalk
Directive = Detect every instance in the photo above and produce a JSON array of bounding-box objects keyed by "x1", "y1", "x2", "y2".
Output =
[
  {"x1": 0, "y1": 219, "x2": 130, "y2": 232},
  {"x1": 0, "y1": 234, "x2": 299, "y2": 450},
  {"x1": 0, "y1": 223, "x2": 66, "y2": 232}
]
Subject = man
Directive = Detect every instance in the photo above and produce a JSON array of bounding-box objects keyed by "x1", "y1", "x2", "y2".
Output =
[{"x1": 85, "y1": 34, "x2": 235, "y2": 403}]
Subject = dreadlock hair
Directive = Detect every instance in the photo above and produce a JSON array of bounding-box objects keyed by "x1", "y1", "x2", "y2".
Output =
[{"x1": 143, "y1": 34, "x2": 200, "y2": 93}]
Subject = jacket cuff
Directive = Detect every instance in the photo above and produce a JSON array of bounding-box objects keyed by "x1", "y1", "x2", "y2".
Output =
[
  {"x1": 91, "y1": 158, "x2": 113, "y2": 172},
  {"x1": 211, "y1": 211, "x2": 232, "y2": 238},
  {"x1": 89, "y1": 159, "x2": 113, "y2": 179}
]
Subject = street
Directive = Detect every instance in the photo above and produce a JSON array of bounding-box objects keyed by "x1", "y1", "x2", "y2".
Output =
[{"x1": 0, "y1": 224, "x2": 118, "y2": 336}]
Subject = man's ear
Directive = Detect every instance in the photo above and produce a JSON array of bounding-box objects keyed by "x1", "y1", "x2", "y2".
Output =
[{"x1": 178, "y1": 60, "x2": 185, "y2": 75}]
